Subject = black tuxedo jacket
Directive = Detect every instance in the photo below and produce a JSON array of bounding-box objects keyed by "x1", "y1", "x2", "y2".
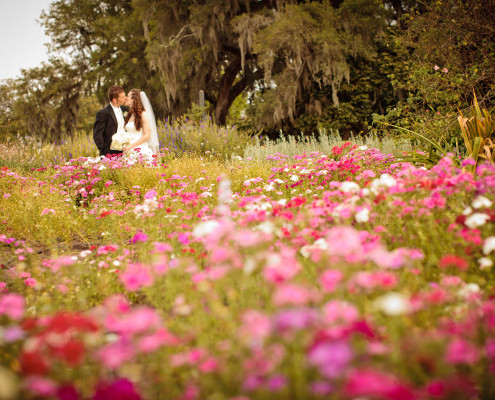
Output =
[{"x1": 93, "y1": 104, "x2": 123, "y2": 157}]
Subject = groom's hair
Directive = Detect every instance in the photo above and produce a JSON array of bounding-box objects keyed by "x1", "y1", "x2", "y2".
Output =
[{"x1": 108, "y1": 85, "x2": 125, "y2": 103}]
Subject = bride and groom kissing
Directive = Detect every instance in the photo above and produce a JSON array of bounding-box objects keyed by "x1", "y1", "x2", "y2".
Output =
[{"x1": 93, "y1": 85, "x2": 159, "y2": 159}]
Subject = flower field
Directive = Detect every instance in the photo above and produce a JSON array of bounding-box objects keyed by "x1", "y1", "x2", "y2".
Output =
[{"x1": 1, "y1": 144, "x2": 495, "y2": 399}]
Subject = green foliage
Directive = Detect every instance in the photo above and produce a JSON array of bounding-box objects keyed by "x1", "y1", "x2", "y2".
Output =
[
  {"x1": 458, "y1": 95, "x2": 495, "y2": 173},
  {"x1": 243, "y1": 130, "x2": 412, "y2": 161},
  {"x1": 158, "y1": 117, "x2": 255, "y2": 161}
]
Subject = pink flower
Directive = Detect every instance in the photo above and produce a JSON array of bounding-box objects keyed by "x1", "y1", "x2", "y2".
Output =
[
  {"x1": 273, "y1": 284, "x2": 315, "y2": 306},
  {"x1": 443, "y1": 67, "x2": 448, "y2": 73},
  {"x1": 308, "y1": 339, "x2": 353, "y2": 378},
  {"x1": 177, "y1": 233, "x2": 190, "y2": 245},
  {"x1": 319, "y1": 269, "x2": 343, "y2": 292},
  {"x1": 97, "y1": 340, "x2": 135, "y2": 369},
  {"x1": 3, "y1": 325, "x2": 25, "y2": 342},
  {"x1": 138, "y1": 329, "x2": 180, "y2": 352},
  {"x1": 266, "y1": 374, "x2": 287, "y2": 391},
  {"x1": 130, "y1": 231, "x2": 148, "y2": 244},
  {"x1": 41, "y1": 208, "x2": 56, "y2": 215},
  {"x1": 238, "y1": 310, "x2": 271, "y2": 345},
  {"x1": 322, "y1": 300, "x2": 359, "y2": 326},
  {"x1": 51, "y1": 256, "x2": 76, "y2": 272},
  {"x1": 153, "y1": 242, "x2": 172, "y2": 253},
  {"x1": 25, "y1": 377, "x2": 57, "y2": 397},
  {"x1": 344, "y1": 369, "x2": 415, "y2": 400},
  {"x1": 272, "y1": 308, "x2": 318, "y2": 332},
  {"x1": 263, "y1": 247, "x2": 301, "y2": 283},
  {"x1": 446, "y1": 339, "x2": 479, "y2": 365},
  {"x1": 144, "y1": 189, "x2": 158, "y2": 199},
  {"x1": 434, "y1": 65, "x2": 440, "y2": 71},
  {"x1": 105, "y1": 306, "x2": 160, "y2": 335},
  {"x1": 0, "y1": 294, "x2": 25, "y2": 320},
  {"x1": 199, "y1": 357, "x2": 219, "y2": 373},
  {"x1": 119, "y1": 264, "x2": 154, "y2": 291},
  {"x1": 104, "y1": 180, "x2": 113, "y2": 187}
]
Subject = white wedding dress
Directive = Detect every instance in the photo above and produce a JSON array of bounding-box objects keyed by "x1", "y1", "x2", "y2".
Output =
[{"x1": 125, "y1": 121, "x2": 154, "y2": 159}]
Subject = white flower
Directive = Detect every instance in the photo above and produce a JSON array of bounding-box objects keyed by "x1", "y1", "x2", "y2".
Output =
[
  {"x1": 243, "y1": 258, "x2": 257, "y2": 275},
  {"x1": 277, "y1": 199, "x2": 287, "y2": 206},
  {"x1": 79, "y1": 250, "x2": 92, "y2": 258},
  {"x1": 355, "y1": 208, "x2": 370, "y2": 223},
  {"x1": 465, "y1": 213, "x2": 490, "y2": 229},
  {"x1": 290, "y1": 175, "x2": 299, "y2": 182},
  {"x1": 374, "y1": 292, "x2": 410, "y2": 316},
  {"x1": 462, "y1": 206, "x2": 473, "y2": 215},
  {"x1": 340, "y1": 181, "x2": 360, "y2": 193},
  {"x1": 113, "y1": 260, "x2": 121, "y2": 267},
  {"x1": 300, "y1": 238, "x2": 328, "y2": 258},
  {"x1": 98, "y1": 165, "x2": 106, "y2": 170},
  {"x1": 458, "y1": 283, "x2": 480, "y2": 298},
  {"x1": 358, "y1": 145, "x2": 368, "y2": 150},
  {"x1": 472, "y1": 195, "x2": 492, "y2": 209},
  {"x1": 192, "y1": 220, "x2": 220, "y2": 237},
  {"x1": 255, "y1": 221, "x2": 275, "y2": 235},
  {"x1": 478, "y1": 257, "x2": 493, "y2": 270},
  {"x1": 483, "y1": 237, "x2": 495, "y2": 255},
  {"x1": 264, "y1": 184, "x2": 275, "y2": 192},
  {"x1": 370, "y1": 173, "x2": 397, "y2": 193}
]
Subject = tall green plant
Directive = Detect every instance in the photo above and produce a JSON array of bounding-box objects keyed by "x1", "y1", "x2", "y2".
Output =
[{"x1": 458, "y1": 95, "x2": 495, "y2": 173}]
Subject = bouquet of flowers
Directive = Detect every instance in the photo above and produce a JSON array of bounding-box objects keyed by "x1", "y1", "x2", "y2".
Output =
[{"x1": 110, "y1": 130, "x2": 131, "y2": 151}]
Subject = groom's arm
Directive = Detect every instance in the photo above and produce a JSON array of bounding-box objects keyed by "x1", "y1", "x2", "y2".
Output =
[{"x1": 93, "y1": 109, "x2": 109, "y2": 155}]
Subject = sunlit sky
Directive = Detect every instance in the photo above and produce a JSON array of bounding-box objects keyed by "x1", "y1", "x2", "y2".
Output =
[{"x1": 0, "y1": 0, "x2": 53, "y2": 81}]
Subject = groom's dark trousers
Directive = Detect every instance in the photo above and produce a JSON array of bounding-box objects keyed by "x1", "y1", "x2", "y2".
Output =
[{"x1": 93, "y1": 105, "x2": 123, "y2": 157}]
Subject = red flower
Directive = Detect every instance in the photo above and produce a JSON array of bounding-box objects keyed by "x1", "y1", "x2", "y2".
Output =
[
  {"x1": 438, "y1": 255, "x2": 469, "y2": 271},
  {"x1": 20, "y1": 350, "x2": 50, "y2": 375},
  {"x1": 51, "y1": 339, "x2": 86, "y2": 366}
]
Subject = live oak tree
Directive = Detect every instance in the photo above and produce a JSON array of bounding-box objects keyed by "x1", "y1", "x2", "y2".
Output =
[{"x1": 138, "y1": 0, "x2": 386, "y2": 127}]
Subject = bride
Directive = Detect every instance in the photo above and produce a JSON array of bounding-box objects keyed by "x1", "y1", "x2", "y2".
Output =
[{"x1": 122, "y1": 89, "x2": 160, "y2": 158}]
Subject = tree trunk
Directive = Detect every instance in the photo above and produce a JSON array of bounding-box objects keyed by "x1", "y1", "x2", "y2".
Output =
[{"x1": 215, "y1": 58, "x2": 242, "y2": 125}]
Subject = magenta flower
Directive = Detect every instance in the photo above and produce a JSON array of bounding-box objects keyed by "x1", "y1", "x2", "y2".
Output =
[
  {"x1": 445, "y1": 339, "x2": 479, "y2": 365},
  {"x1": 56, "y1": 385, "x2": 79, "y2": 400},
  {"x1": 93, "y1": 378, "x2": 141, "y2": 400},
  {"x1": 130, "y1": 232, "x2": 148, "y2": 244},
  {"x1": 344, "y1": 369, "x2": 415, "y2": 400}
]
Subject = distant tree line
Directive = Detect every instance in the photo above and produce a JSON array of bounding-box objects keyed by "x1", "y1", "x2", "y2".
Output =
[{"x1": 0, "y1": 0, "x2": 493, "y2": 141}]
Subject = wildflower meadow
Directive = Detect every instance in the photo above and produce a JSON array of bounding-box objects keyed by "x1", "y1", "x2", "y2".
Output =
[{"x1": 1, "y1": 137, "x2": 495, "y2": 400}]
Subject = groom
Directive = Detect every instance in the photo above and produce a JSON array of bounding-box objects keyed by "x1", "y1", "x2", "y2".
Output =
[{"x1": 93, "y1": 85, "x2": 127, "y2": 157}]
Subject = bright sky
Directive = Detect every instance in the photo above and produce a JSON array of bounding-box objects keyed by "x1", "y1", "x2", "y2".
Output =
[{"x1": 0, "y1": 0, "x2": 54, "y2": 81}]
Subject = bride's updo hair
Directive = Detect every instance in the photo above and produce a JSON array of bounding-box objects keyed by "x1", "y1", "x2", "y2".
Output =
[{"x1": 125, "y1": 88, "x2": 145, "y2": 131}]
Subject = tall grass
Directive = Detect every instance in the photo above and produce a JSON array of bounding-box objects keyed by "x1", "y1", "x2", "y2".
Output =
[
  {"x1": 0, "y1": 122, "x2": 414, "y2": 169},
  {"x1": 243, "y1": 130, "x2": 413, "y2": 160},
  {"x1": 159, "y1": 116, "x2": 254, "y2": 159}
]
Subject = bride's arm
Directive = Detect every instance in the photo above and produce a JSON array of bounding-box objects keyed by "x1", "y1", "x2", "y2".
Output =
[{"x1": 124, "y1": 112, "x2": 151, "y2": 152}]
